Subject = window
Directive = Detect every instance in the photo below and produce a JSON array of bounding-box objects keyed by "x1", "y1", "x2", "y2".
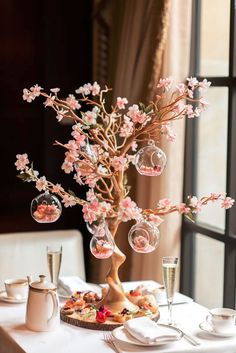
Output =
[{"x1": 181, "y1": 0, "x2": 236, "y2": 309}]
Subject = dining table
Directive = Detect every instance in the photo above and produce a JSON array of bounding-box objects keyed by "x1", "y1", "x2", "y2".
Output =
[{"x1": 1, "y1": 281, "x2": 236, "y2": 353}]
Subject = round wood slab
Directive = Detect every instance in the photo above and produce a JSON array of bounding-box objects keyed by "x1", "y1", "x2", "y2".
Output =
[{"x1": 60, "y1": 309, "x2": 160, "y2": 331}]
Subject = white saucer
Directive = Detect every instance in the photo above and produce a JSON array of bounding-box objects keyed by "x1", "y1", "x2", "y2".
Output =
[
  {"x1": 199, "y1": 321, "x2": 236, "y2": 337},
  {"x1": 0, "y1": 291, "x2": 27, "y2": 304},
  {"x1": 112, "y1": 324, "x2": 183, "y2": 347}
]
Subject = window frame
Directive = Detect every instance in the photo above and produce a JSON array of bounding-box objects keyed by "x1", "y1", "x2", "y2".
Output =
[{"x1": 180, "y1": 0, "x2": 236, "y2": 308}]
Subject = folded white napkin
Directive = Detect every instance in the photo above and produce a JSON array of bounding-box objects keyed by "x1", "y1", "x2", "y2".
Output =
[
  {"x1": 58, "y1": 276, "x2": 98, "y2": 296},
  {"x1": 123, "y1": 317, "x2": 179, "y2": 344}
]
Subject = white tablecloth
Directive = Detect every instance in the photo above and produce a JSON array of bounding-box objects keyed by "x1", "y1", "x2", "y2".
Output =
[{"x1": 1, "y1": 287, "x2": 236, "y2": 353}]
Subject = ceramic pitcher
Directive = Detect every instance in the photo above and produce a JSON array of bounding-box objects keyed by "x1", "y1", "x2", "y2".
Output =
[{"x1": 26, "y1": 275, "x2": 59, "y2": 332}]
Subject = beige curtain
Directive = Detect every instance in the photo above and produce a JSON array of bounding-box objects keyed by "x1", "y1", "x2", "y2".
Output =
[
  {"x1": 130, "y1": 0, "x2": 193, "y2": 284},
  {"x1": 91, "y1": 0, "x2": 192, "y2": 284}
]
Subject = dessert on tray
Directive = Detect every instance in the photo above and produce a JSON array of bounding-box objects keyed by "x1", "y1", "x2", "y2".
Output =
[{"x1": 60, "y1": 285, "x2": 159, "y2": 328}]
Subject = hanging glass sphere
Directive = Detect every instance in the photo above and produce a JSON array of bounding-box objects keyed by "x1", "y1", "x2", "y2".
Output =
[
  {"x1": 86, "y1": 218, "x2": 104, "y2": 235},
  {"x1": 31, "y1": 192, "x2": 62, "y2": 223},
  {"x1": 90, "y1": 222, "x2": 115, "y2": 259},
  {"x1": 134, "y1": 140, "x2": 167, "y2": 176},
  {"x1": 128, "y1": 220, "x2": 160, "y2": 253}
]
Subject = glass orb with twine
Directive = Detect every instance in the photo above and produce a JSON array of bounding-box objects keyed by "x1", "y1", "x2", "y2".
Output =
[
  {"x1": 89, "y1": 220, "x2": 115, "y2": 259},
  {"x1": 128, "y1": 219, "x2": 160, "y2": 253},
  {"x1": 30, "y1": 191, "x2": 62, "y2": 223},
  {"x1": 134, "y1": 140, "x2": 167, "y2": 176}
]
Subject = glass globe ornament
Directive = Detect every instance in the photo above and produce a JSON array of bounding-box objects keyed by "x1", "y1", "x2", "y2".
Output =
[
  {"x1": 30, "y1": 191, "x2": 62, "y2": 223},
  {"x1": 86, "y1": 218, "x2": 104, "y2": 234},
  {"x1": 134, "y1": 140, "x2": 167, "y2": 176},
  {"x1": 128, "y1": 220, "x2": 160, "y2": 253},
  {"x1": 90, "y1": 222, "x2": 115, "y2": 259}
]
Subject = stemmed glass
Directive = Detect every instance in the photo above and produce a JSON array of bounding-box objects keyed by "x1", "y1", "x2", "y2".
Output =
[
  {"x1": 47, "y1": 245, "x2": 62, "y2": 286},
  {"x1": 162, "y1": 256, "x2": 179, "y2": 325}
]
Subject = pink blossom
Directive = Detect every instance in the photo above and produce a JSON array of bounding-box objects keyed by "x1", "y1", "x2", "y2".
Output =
[
  {"x1": 158, "y1": 198, "x2": 172, "y2": 207},
  {"x1": 44, "y1": 94, "x2": 55, "y2": 107},
  {"x1": 30, "y1": 84, "x2": 43, "y2": 97},
  {"x1": 62, "y1": 195, "x2": 77, "y2": 207},
  {"x1": 221, "y1": 197, "x2": 235, "y2": 209},
  {"x1": 65, "y1": 140, "x2": 79, "y2": 151},
  {"x1": 75, "y1": 83, "x2": 92, "y2": 95},
  {"x1": 199, "y1": 98, "x2": 209, "y2": 108},
  {"x1": 82, "y1": 204, "x2": 97, "y2": 224},
  {"x1": 66, "y1": 94, "x2": 81, "y2": 110},
  {"x1": 187, "y1": 77, "x2": 199, "y2": 88},
  {"x1": 210, "y1": 192, "x2": 226, "y2": 202},
  {"x1": 56, "y1": 108, "x2": 68, "y2": 122},
  {"x1": 189, "y1": 196, "x2": 202, "y2": 213},
  {"x1": 86, "y1": 189, "x2": 97, "y2": 202},
  {"x1": 85, "y1": 176, "x2": 99, "y2": 188},
  {"x1": 91, "y1": 82, "x2": 100, "y2": 96},
  {"x1": 22, "y1": 88, "x2": 34, "y2": 103},
  {"x1": 157, "y1": 77, "x2": 173, "y2": 91},
  {"x1": 50, "y1": 88, "x2": 60, "y2": 94},
  {"x1": 194, "y1": 107, "x2": 201, "y2": 117},
  {"x1": 82, "y1": 200, "x2": 111, "y2": 224},
  {"x1": 52, "y1": 183, "x2": 63, "y2": 193},
  {"x1": 198, "y1": 79, "x2": 211, "y2": 92},
  {"x1": 131, "y1": 141, "x2": 138, "y2": 152},
  {"x1": 71, "y1": 126, "x2": 86, "y2": 146},
  {"x1": 174, "y1": 101, "x2": 185, "y2": 115},
  {"x1": 64, "y1": 151, "x2": 77, "y2": 163},
  {"x1": 121, "y1": 197, "x2": 132, "y2": 208},
  {"x1": 116, "y1": 97, "x2": 128, "y2": 109},
  {"x1": 149, "y1": 214, "x2": 163, "y2": 226},
  {"x1": 15, "y1": 153, "x2": 29, "y2": 170},
  {"x1": 177, "y1": 203, "x2": 190, "y2": 214},
  {"x1": 36, "y1": 176, "x2": 48, "y2": 191},
  {"x1": 111, "y1": 156, "x2": 128, "y2": 171},
  {"x1": 185, "y1": 104, "x2": 194, "y2": 118},
  {"x1": 127, "y1": 105, "x2": 147, "y2": 124},
  {"x1": 118, "y1": 197, "x2": 141, "y2": 222},
  {"x1": 73, "y1": 170, "x2": 83, "y2": 185},
  {"x1": 61, "y1": 161, "x2": 74, "y2": 174},
  {"x1": 187, "y1": 89, "x2": 194, "y2": 98},
  {"x1": 83, "y1": 111, "x2": 97, "y2": 125},
  {"x1": 161, "y1": 123, "x2": 176, "y2": 142},
  {"x1": 119, "y1": 115, "x2": 133, "y2": 137}
]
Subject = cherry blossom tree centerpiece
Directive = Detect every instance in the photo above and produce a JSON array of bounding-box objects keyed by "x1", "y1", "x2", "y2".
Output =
[{"x1": 15, "y1": 77, "x2": 234, "y2": 315}]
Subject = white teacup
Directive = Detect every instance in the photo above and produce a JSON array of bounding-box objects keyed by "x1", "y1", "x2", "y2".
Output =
[
  {"x1": 206, "y1": 308, "x2": 236, "y2": 333},
  {"x1": 4, "y1": 278, "x2": 28, "y2": 299}
]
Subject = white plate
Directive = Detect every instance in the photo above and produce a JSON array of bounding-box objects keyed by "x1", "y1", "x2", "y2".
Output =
[
  {"x1": 199, "y1": 321, "x2": 236, "y2": 337},
  {"x1": 0, "y1": 291, "x2": 27, "y2": 304},
  {"x1": 112, "y1": 324, "x2": 183, "y2": 347}
]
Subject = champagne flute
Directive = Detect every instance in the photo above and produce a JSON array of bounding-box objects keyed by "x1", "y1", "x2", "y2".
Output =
[
  {"x1": 162, "y1": 256, "x2": 179, "y2": 325},
  {"x1": 47, "y1": 245, "x2": 62, "y2": 286}
]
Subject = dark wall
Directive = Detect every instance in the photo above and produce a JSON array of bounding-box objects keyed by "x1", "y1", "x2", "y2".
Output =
[{"x1": 0, "y1": 0, "x2": 93, "y2": 277}]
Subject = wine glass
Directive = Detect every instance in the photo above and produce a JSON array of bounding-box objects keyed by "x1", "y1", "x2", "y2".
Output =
[
  {"x1": 162, "y1": 256, "x2": 179, "y2": 325},
  {"x1": 47, "y1": 245, "x2": 62, "y2": 286}
]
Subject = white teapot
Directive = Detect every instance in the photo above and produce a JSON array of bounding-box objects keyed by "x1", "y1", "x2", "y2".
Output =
[{"x1": 26, "y1": 275, "x2": 59, "y2": 332}]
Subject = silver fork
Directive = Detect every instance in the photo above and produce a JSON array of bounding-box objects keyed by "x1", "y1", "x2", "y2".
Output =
[{"x1": 103, "y1": 331, "x2": 122, "y2": 353}]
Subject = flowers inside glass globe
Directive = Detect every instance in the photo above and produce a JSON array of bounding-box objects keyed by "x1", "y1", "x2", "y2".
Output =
[
  {"x1": 90, "y1": 222, "x2": 115, "y2": 259},
  {"x1": 128, "y1": 220, "x2": 160, "y2": 253},
  {"x1": 134, "y1": 140, "x2": 167, "y2": 176},
  {"x1": 31, "y1": 192, "x2": 62, "y2": 223}
]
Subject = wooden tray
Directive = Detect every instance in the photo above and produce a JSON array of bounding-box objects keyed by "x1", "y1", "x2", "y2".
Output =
[{"x1": 60, "y1": 310, "x2": 160, "y2": 331}]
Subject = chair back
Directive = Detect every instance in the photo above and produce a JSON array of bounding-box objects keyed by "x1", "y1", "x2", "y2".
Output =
[{"x1": 0, "y1": 229, "x2": 85, "y2": 290}]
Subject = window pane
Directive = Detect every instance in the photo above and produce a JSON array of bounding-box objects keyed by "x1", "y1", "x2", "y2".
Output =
[
  {"x1": 199, "y1": 0, "x2": 230, "y2": 76},
  {"x1": 195, "y1": 233, "x2": 224, "y2": 308},
  {"x1": 196, "y1": 87, "x2": 228, "y2": 230}
]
